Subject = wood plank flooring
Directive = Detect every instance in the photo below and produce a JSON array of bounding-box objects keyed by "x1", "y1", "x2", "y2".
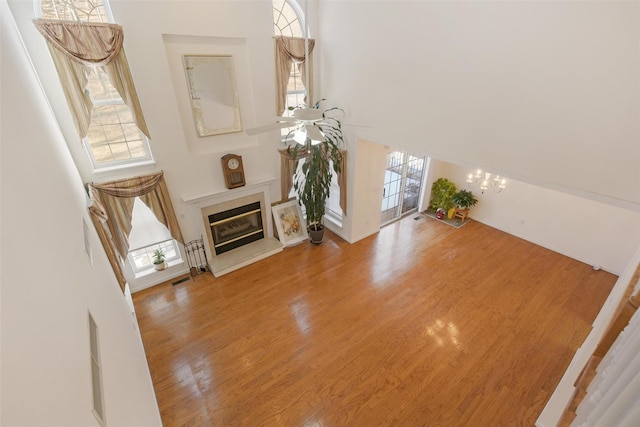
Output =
[{"x1": 133, "y1": 215, "x2": 617, "y2": 426}]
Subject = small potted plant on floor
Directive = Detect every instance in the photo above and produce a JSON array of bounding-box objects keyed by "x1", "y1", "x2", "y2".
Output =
[
  {"x1": 429, "y1": 178, "x2": 457, "y2": 219},
  {"x1": 153, "y1": 248, "x2": 167, "y2": 271}
]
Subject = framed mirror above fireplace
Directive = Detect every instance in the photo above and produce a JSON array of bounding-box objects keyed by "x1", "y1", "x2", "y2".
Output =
[{"x1": 183, "y1": 54, "x2": 242, "y2": 137}]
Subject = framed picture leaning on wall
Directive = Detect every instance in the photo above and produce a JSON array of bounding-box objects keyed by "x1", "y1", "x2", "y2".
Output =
[{"x1": 272, "y1": 199, "x2": 307, "y2": 247}]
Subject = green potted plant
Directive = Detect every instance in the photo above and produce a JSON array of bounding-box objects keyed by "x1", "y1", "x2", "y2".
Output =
[
  {"x1": 429, "y1": 178, "x2": 457, "y2": 219},
  {"x1": 451, "y1": 189, "x2": 478, "y2": 210},
  {"x1": 287, "y1": 100, "x2": 344, "y2": 244},
  {"x1": 152, "y1": 248, "x2": 167, "y2": 271}
]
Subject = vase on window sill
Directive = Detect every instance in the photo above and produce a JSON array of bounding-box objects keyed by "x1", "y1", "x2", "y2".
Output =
[{"x1": 153, "y1": 261, "x2": 167, "y2": 271}]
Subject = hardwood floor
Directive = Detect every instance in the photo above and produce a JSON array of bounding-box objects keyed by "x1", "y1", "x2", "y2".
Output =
[{"x1": 133, "y1": 215, "x2": 617, "y2": 426}]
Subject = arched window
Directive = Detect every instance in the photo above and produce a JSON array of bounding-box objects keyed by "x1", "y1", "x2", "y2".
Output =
[
  {"x1": 273, "y1": 0, "x2": 308, "y2": 113},
  {"x1": 273, "y1": 0, "x2": 304, "y2": 38},
  {"x1": 38, "y1": 0, "x2": 111, "y2": 22},
  {"x1": 37, "y1": 0, "x2": 153, "y2": 170},
  {"x1": 272, "y1": 1, "x2": 341, "y2": 223}
]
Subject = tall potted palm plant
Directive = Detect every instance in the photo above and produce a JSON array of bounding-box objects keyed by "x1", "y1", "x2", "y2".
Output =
[{"x1": 287, "y1": 100, "x2": 344, "y2": 243}]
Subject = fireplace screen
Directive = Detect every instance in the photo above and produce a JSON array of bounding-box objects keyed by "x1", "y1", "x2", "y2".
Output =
[{"x1": 209, "y1": 201, "x2": 264, "y2": 255}]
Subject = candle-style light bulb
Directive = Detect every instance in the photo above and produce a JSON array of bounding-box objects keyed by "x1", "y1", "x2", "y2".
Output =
[{"x1": 497, "y1": 179, "x2": 507, "y2": 193}]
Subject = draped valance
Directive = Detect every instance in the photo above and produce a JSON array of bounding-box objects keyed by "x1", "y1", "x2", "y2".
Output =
[
  {"x1": 274, "y1": 36, "x2": 315, "y2": 115},
  {"x1": 33, "y1": 19, "x2": 150, "y2": 139},
  {"x1": 88, "y1": 172, "x2": 183, "y2": 291},
  {"x1": 34, "y1": 19, "x2": 123, "y2": 65}
]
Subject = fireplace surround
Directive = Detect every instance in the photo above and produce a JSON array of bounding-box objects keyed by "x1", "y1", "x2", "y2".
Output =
[
  {"x1": 201, "y1": 192, "x2": 266, "y2": 257},
  {"x1": 209, "y1": 201, "x2": 264, "y2": 255},
  {"x1": 182, "y1": 179, "x2": 283, "y2": 277}
]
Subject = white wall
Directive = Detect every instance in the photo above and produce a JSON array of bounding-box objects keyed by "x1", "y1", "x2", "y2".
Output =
[
  {"x1": 0, "y1": 3, "x2": 161, "y2": 425},
  {"x1": 432, "y1": 160, "x2": 640, "y2": 275},
  {"x1": 98, "y1": 0, "x2": 283, "y2": 222},
  {"x1": 348, "y1": 138, "x2": 389, "y2": 242},
  {"x1": 319, "y1": 0, "x2": 640, "y2": 212},
  {"x1": 319, "y1": 0, "x2": 640, "y2": 275},
  {"x1": 8, "y1": 2, "x2": 279, "y2": 211},
  {"x1": 8, "y1": 0, "x2": 284, "y2": 288},
  {"x1": 3, "y1": 2, "x2": 638, "y2": 423},
  {"x1": 8, "y1": 0, "x2": 638, "y2": 270}
]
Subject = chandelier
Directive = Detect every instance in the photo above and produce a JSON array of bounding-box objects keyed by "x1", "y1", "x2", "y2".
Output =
[{"x1": 466, "y1": 169, "x2": 507, "y2": 194}]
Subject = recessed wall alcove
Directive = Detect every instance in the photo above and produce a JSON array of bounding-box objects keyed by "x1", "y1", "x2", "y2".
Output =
[{"x1": 163, "y1": 33, "x2": 256, "y2": 156}]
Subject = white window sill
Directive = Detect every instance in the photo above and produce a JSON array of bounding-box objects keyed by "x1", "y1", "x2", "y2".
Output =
[
  {"x1": 133, "y1": 258, "x2": 183, "y2": 279},
  {"x1": 325, "y1": 212, "x2": 343, "y2": 229},
  {"x1": 92, "y1": 160, "x2": 157, "y2": 175}
]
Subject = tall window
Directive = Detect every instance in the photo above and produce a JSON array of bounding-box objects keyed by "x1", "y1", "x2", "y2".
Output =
[
  {"x1": 38, "y1": 0, "x2": 153, "y2": 170},
  {"x1": 274, "y1": 2, "x2": 341, "y2": 222},
  {"x1": 326, "y1": 160, "x2": 343, "y2": 218},
  {"x1": 126, "y1": 197, "x2": 182, "y2": 275},
  {"x1": 273, "y1": 0, "x2": 306, "y2": 113}
]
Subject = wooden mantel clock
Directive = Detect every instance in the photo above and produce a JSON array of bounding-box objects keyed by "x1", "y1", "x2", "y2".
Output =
[{"x1": 221, "y1": 153, "x2": 246, "y2": 189}]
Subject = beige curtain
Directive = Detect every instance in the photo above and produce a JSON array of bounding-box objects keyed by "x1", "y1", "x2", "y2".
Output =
[
  {"x1": 274, "y1": 36, "x2": 315, "y2": 115},
  {"x1": 89, "y1": 189, "x2": 136, "y2": 263},
  {"x1": 33, "y1": 19, "x2": 150, "y2": 139},
  {"x1": 88, "y1": 172, "x2": 183, "y2": 291},
  {"x1": 279, "y1": 148, "x2": 347, "y2": 215},
  {"x1": 278, "y1": 148, "x2": 302, "y2": 201},
  {"x1": 338, "y1": 150, "x2": 347, "y2": 215},
  {"x1": 90, "y1": 215, "x2": 127, "y2": 291}
]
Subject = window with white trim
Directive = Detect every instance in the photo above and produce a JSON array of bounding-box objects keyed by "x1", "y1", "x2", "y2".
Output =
[
  {"x1": 126, "y1": 197, "x2": 182, "y2": 274},
  {"x1": 38, "y1": 0, "x2": 153, "y2": 170},
  {"x1": 84, "y1": 68, "x2": 152, "y2": 167},
  {"x1": 128, "y1": 239, "x2": 180, "y2": 274},
  {"x1": 273, "y1": 0, "x2": 306, "y2": 114},
  {"x1": 326, "y1": 159, "x2": 343, "y2": 219},
  {"x1": 274, "y1": 2, "x2": 343, "y2": 224}
]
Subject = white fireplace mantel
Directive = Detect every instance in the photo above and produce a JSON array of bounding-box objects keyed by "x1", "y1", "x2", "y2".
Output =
[
  {"x1": 181, "y1": 177, "x2": 282, "y2": 277},
  {"x1": 182, "y1": 178, "x2": 276, "y2": 207}
]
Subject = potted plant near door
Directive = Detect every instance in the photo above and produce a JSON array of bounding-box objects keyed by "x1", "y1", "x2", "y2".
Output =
[
  {"x1": 152, "y1": 248, "x2": 167, "y2": 271},
  {"x1": 429, "y1": 178, "x2": 457, "y2": 219},
  {"x1": 287, "y1": 100, "x2": 345, "y2": 244}
]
